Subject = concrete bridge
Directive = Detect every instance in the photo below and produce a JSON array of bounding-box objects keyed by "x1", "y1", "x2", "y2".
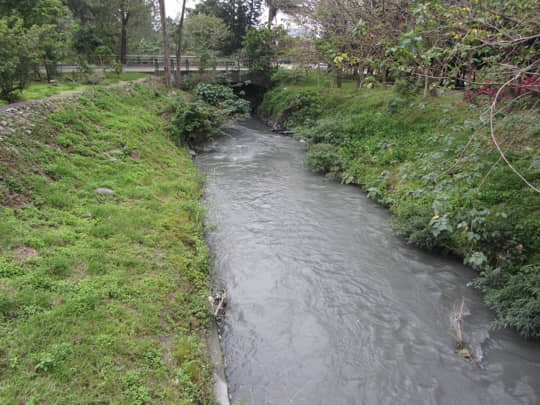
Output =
[
  {"x1": 51, "y1": 54, "x2": 294, "y2": 87},
  {"x1": 53, "y1": 55, "x2": 248, "y2": 74}
]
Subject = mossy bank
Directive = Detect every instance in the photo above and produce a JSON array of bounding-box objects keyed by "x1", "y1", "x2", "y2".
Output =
[
  {"x1": 0, "y1": 80, "x2": 216, "y2": 403},
  {"x1": 259, "y1": 72, "x2": 539, "y2": 338}
]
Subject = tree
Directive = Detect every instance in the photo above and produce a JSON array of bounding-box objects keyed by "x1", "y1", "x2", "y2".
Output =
[
  {"x1": 242, "y1": 27, "x2": 282, "y2": 86},
  {"x1": 183, "y1": 14, "x2": 231, "y2": 54},
  {"x1": 182, "y1": 14, "x2": 231, "y2": 72},
  {"x1": 174, "y1": 0, "x2": 187, "y2": 87},
  {"x1": 65, "y1": 0, "x2": 156, "y2": 64},
  {"x1": 0, "y1": 0, "x2": 68, "y2": 84},
  {"x1": 191, "y1": 0, "x2": 262, "y2": 53},
  {"x1": 0, "y1": 18, "x2": 38, "y2": 100},
  {"x1": 157, "y1": 0, "x2": 171, "y2": 87},
  {"x1": 118, "y1": 0, "x2": 155, "y2": 64},
  {"x1": 72, "y1": 23, "x2": 104, "y2": 61},
  {"x1": 34, "y1": 23, "x2": 68, "y2": 81},
  {"x1": 0, "y1": 0, "x2": 66, "y2": 27},
  {"x1": 119, "y1": 1, "x2": 130, "y2": 64}
]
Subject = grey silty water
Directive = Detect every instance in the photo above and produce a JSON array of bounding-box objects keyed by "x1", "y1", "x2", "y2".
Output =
[{"x1": 197, "y1": 119, "x2": 540, "y2": 405}]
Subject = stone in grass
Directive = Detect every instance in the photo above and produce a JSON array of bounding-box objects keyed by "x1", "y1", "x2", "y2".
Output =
[{"x1": 94, "y1": 187, "x2": 115, "y2": 196}]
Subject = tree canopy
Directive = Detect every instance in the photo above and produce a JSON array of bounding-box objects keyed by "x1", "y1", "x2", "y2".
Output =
[{"x1": 190, "y1": 0, "x2": 263, "y2": 54}]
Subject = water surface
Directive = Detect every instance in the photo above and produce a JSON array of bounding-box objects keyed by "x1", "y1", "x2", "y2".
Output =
[{"x1": 197, "y1": 119, "x2": 540, "y2": 405}]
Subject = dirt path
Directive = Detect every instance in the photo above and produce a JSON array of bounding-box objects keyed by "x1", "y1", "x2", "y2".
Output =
[
  {"x1": 0, "y1": 77, "x2": 149, "y2": 114},
  {"x1": 0, "y1": 77, "x2": 152, "y2": 138}
]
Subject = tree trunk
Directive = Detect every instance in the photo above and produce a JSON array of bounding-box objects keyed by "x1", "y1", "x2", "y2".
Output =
[
  {"x1": 174, "y1": 0, "x2": 187, "y2": 88},
  {"x1": 120, "y1": 11, "x2": 129, "y2": 64},
  {"x1": 158, "y1": 0, "x2": 171, "y2": 88},
  {"x1": 267, "y1": 1, "x2": 277, "y2": 28},
  {"x1": 423, "y1": 67, "x2": 430, "y2": 98}
]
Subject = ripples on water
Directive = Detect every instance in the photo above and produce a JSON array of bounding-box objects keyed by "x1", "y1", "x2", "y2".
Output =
[{"x1": 197, "y1": 119, "x2": 540, "y2": 405}]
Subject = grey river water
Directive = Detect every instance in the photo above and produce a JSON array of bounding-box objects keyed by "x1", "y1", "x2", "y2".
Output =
[{"x1": 197, "y1": 119, "x2": 540, "y2": 405}]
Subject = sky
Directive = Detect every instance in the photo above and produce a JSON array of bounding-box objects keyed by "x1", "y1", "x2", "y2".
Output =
[
  {"x1": 164, "y1": 0, "x2": 200, "y2": 19},
  {"x1": 163, "y1": 0, "x2": 292, "y2": 27}
]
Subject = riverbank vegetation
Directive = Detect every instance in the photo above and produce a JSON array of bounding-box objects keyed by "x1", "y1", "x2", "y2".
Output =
[
  {"x1": 239, "y1": 0, "x2": 540, "y2": 338},
  {"x1": 259, "y1": 71, "x2": 539, "y2": 337},
  {"x1": 0, "y1": 72, "x2": 147, "y2": 106},
  {"x1": 171, "y1": 83, "x2": 250, "y2": 145},
  {"x1": 0, "y1": 81, "x2": 218, "y2": 403}
]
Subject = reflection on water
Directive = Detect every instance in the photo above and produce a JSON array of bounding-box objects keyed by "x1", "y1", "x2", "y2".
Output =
[{"x1": 197, "y1": 119, "x2": 540, "y2": 405}]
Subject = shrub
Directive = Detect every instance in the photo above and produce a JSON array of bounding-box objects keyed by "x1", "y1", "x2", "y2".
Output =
[
  {"x1": 482, "y1": 266, "x2": 540, "y2": 338},
  {"x1": 393, "y1": 200, "x2": 439, "y2": 249},
  {"x1": 171, "y1": 100, "x2": 219, "y2": 145},
  {"x1": 218, "y1": 98, "x2": 250, "y2": 117},
  {"x1": 180, "y1": 73, "x2": 206, "y2": 91},
  {"x1": 298, "y1": 115, "x2": 349, "y2": 146},
  {"x1": 194, "y1": 83, "x2": 250, "y2": 118},
  {"x1": 394, "y1": 78, "x2": 419, "y2": 98},
  {"x1": 271, "y1": 69, "x2": 305, "y2": 85},
  {"x1": 84, "y1": 71, "x2": 105, "y2": 85},
  {"x1": 278, "y1": 90, "x2": 324, "y2": 128},
  {"x1": 305, "y1": 143, "x2": 343, "y2": 176},
  {"x1": 111, "y1": 61, "x2": 123, "y2": 75},
  {"x1": 194, "y1": 83, "x2": 235, "y2": 106}
]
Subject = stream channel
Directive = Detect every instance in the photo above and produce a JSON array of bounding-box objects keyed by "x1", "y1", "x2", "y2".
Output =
[{"x1": 196, "y1": 119, "x2": 540, "y2": 405}]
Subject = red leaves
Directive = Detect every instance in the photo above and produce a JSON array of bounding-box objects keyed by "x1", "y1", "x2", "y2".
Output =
[{"x1": 464, "y1": 76, "x2": 539, "y2": 104}]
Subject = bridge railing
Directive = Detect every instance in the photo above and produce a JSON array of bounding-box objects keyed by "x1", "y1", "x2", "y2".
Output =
[{"x1": 123, "y1": 54, "x2": 247, "y2": 71}]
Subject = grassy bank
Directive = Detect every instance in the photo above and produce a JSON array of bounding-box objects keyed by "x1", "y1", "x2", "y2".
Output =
[
  {"x1": 0, "y1": 72, "x2": 148, "y2": 106},
  {"x1": 0, "y1": 81, "x2": 215, "y2": 403},
  {"x1": 259, "y1": 72, "x2": 539, "y2": 337}
]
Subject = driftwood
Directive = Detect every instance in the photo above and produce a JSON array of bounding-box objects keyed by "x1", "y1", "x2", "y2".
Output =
[
  {"x1": 209, "y1": 291, "x2": 227, "y2": 318},
  {"x1": 451, "y1": 299, "x2": 474, "y2": 360},
  {"x1": 452, "y1": 299, "x2": 465, "y2": 349}
]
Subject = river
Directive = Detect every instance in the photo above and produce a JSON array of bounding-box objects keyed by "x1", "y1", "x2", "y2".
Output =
[{"x1": 196, "y1": 119, "x2": 540, "y2": 405}]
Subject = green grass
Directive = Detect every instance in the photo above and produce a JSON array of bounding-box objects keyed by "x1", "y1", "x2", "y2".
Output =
[
  {"x1": 0, "y1": 72, "x2": 148, "y2": 106},
  {"x1": 0, "y1": 81, "x2": 215, "y2": 403},
  {"x1": 260, "y1": 70, "x2": 540, "y2": 337}
]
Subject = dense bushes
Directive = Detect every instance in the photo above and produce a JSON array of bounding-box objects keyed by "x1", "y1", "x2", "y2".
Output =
[
  {"x1": 195, "y1": 83, "x2": 236, "y2": 106},
  {"x1": 171, "y1": 100, "x2": 219, "y2": 145},
  {"x1": 259, "y1": 74, "x2": 540, "y2": 337},
  {"x1": 305, "y1": 143, "x2": 343, "y2": 176},
  {"x1": 171, "y1": 84, "x2": 250, "y2": 145},
  {"x1": 194, "y1": 83, "x2": 250, "y2": 115}
]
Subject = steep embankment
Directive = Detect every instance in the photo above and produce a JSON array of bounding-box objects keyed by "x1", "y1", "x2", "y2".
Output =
[
  {"x1": 0, "y1": 81, "x2": 214, "y2": 403},
  {"x1": 259, "y1": 77, "x2": 539, "y2": 337}
]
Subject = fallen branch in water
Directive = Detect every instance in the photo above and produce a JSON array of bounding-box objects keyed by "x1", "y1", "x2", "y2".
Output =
[
  {"x1": 451, "y1": 299, "x2": 474, "y2": 360},
  {"x1": 452, "y1": 299, "x2": 465, "y2": 349},
  {"x1": 209, "y1": 290, "x2": 227, "y2": 318}
]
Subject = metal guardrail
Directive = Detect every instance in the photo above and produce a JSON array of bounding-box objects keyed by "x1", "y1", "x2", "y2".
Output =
[
  {"x1": 49, "y1": 55, "x2": 298, "y2": 74},
  {"x1": 123, "y1": 54, "x2": 247, "y2": 71}
]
